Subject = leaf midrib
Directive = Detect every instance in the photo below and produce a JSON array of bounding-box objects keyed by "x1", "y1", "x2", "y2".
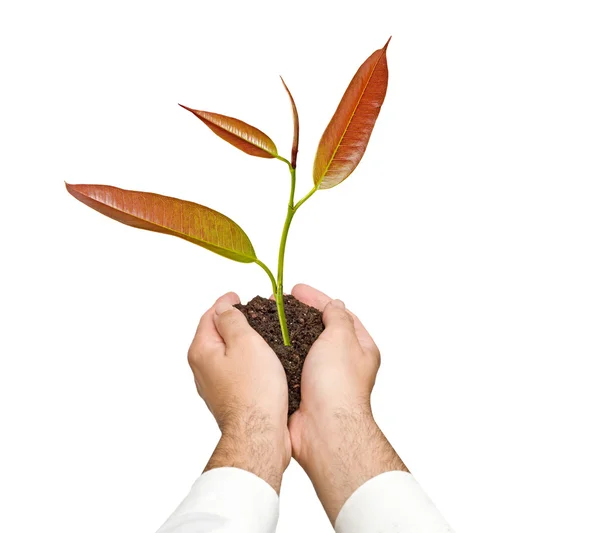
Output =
[
  {"x1": 88, "y1": 189, "x2": 256, "y2": 261},
  {"x1": 202, "y1": 112, "x2": 276, "y2": 157},
  {"x1": 317, "y1": 47, "x2": 387, "y2": 186}
]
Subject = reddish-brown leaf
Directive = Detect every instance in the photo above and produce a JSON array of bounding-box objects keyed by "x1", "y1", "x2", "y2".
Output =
[
  {"x1": 280, "y1": 77, "x2": 299, "y2": 168},
  {"x1": 179, "y1": 105, "x2": 278, "y2": 159},
  {"x1": 313, "y1": 38, "x2": 390, "y2": 189},
  {"x1": 66, "y1": 183, "x2": 257, "y2": 263}
]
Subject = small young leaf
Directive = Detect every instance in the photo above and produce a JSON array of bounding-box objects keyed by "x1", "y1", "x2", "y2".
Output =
[
  {"x1": 66, "y1": 183, "x2": 257, "y2": 263},
  {"x1": 280, "y1": 77, "x2": 299, "y2": 168},
  {"x1": 313, "y1": 38, "x2": 390, "y2": 189},
  {"x1": 179, "y1": 105, "x2": 278, "y2": 159}
]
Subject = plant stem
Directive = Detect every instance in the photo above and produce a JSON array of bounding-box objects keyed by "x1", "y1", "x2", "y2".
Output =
[
  {"x1": 275, "y1": 165, "x2": 296, "y2": 346},
  {"x1": 256, "y1": 258, "x2": 290, "y2": 344},
  {"x1": 293, "y1": 185, "x2": 318, "y2": 212},
  {"x1": 270, "y1": 157, "x2": 319, "y2": 347},
  {"x1": 255, "y1": 259, "x2": 278, "y2": 299},
  {"x1": 275, "y1": 155, "x2": 293, "y2": 169}
]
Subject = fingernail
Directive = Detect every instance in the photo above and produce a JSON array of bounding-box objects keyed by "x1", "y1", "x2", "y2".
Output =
[
  {"x1": 331, "y1": 299, "x2": 345, "y2": 310},
  {"x1": 215, "y1": 301, "x2": 232, "y2": 316}
]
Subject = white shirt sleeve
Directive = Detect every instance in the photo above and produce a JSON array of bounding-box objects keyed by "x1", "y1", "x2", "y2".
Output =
[
  {"x1": 156, "y1": 467, "x2": 279, "y2": 533},
  {"x1": 335, "y1": 471, "x2": 454, "y2": 533}
]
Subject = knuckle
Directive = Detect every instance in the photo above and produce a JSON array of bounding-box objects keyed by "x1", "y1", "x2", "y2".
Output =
[
  {"x1": 218, "y1": 308, "x2": 238, "y2": 324},
  {"x1": 368, "y1": 348, "x2": 381, "y2": 372},
  {"x1": 187, "y1": 340, "x2": 204, "y2": 359},
  {"x1": 220, "y1": 315, "x2": 254, "y2": 342},
  {"x1": 374, "y1": 352, "x2": 381, "y2": 370},
  {"x1": 187, "y1": 339, "x2": 215, "y2": 366},
  {"x1": 338, "y1": 309, "x2": 355, "y2": 324},
  {"x1": 220, "y1": 309, "x2": 246, "y2": 329},
  {"x1": 371, "y1": 344, "x2": 381, "y2": 365},
  {"x1": 187, "y1": 346, "x2": 198, "y2": 367},
  {"x1": 328, "y1": 308, "x2": 354, "y2": 329}
]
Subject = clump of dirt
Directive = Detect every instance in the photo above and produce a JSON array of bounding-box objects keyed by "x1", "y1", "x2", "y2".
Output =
[{"x1": 234, "y1": 295, "x2": 324, "y2": 416}]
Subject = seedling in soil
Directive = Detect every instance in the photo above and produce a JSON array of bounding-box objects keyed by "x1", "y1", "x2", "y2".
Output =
[{"x1": 66, "y1": 39, "x2": 391, "y2": 413}]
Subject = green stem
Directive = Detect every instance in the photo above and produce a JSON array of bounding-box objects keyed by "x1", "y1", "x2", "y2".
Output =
[
  {"x1": 275, "y1": 155, "x2": 293, "y2": 169},
  {"x1": 275, "y1": 166, "x2": 296, "y2": 346},
  {"x1": 255, "y1": 259, "x2": 278, "y2": 298},
  {"x1": 271, "y1": 156, "x2": 318, "y2": 347},
  {"x1": 293, "y1": 185, "x2": 318, "y2": 212},
  {"x1": 256, "y1": 258, "x2": 290, "y2": 345}
]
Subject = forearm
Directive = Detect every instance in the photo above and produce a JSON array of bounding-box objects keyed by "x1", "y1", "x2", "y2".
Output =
[{"x1": 299, "y1": 407, "x2": 408, "y2": 523}]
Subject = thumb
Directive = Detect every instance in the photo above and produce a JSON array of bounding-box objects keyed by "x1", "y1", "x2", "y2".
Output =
[
  {"x1": 213, "y1": 301, "x2": 253, "y2": 344},
  {"x1": 322, "y1": 299, "x2": 356, "y2": 336}
]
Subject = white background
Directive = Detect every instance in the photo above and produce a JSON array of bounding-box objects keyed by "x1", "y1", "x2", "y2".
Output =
[{"x1": 1, "y1": 1, "x2": 599, "y2": 532}]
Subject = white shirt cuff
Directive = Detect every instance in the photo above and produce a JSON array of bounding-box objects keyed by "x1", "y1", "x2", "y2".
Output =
[
  {"x1": 335, "y1": 470, "x2": 453, "y2": 533},
  {"x1": 156, "y1": 467, "x2": 279, "y2": 533}
]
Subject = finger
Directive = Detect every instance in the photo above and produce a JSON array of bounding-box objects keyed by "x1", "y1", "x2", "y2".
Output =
[
  {"x1": 322, "y1": 299, "x2": 356, "y2": 337},
  {"x1": 342, "y1": 310, "x2": 378, "y2": 355},
  {"x1": 213, "y1": 299, "x2": 255, "y2": 345},
  {"x1": 190, "y1": 292, "x2": 240, "y2": 353},
  {"x1": 292, "y1": 284, "x2": 377, "y2": 350},
  {"x1": 291, "y1": 283, "x2": 332, "y2": 311}
]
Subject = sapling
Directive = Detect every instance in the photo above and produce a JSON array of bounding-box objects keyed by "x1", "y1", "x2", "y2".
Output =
[{"x1": 66, "y1": 38, "x2": 390, "y2": 349}]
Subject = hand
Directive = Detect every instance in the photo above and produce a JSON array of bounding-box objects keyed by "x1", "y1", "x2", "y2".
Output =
[
  {"x1": 289, "y1": 284, "x2": 407, "y2": 522},
  {"x1": 187, "y1": 292, "x2": 291, "y2": 492}
]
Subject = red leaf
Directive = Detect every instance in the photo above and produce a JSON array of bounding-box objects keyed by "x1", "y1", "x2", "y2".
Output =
[
  {"x1": 180, "y1": 105, "x2": 278, "y2": 158},
  {"x1": 66, "y1": 183, "x2": 257, "y2": 263},
  {"x1": 280, "y1": 77, "x2": 299, "y2": 168},
  {"x1": 313, "y1": 38, "x2": 390, "y2": 189}
]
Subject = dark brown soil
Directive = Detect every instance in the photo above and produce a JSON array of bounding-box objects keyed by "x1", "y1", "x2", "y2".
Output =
[{"x1": 234, "y1": 295, "x2": 324, "y2": 416}]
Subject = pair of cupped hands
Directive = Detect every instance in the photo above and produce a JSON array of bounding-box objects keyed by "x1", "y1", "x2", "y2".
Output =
[{"x1": 188, "y1": 283, "x2": 405, "y2": 523}]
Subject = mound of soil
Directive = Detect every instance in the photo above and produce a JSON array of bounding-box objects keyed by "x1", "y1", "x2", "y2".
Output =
[{"x1": 234, "y1": 295, "x2": 324, "y2": 416}]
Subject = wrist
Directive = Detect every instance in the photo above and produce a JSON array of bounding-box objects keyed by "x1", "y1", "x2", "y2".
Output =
[
  {"x1": 206, "y1": 408, "x2": 291, "y2": 493},
  {"x1": 294, "y1": 406, "x2": 408, "y2": 523},
  {"x1": 293, "y1": 404, "x2": 376, "y2": 470}
]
